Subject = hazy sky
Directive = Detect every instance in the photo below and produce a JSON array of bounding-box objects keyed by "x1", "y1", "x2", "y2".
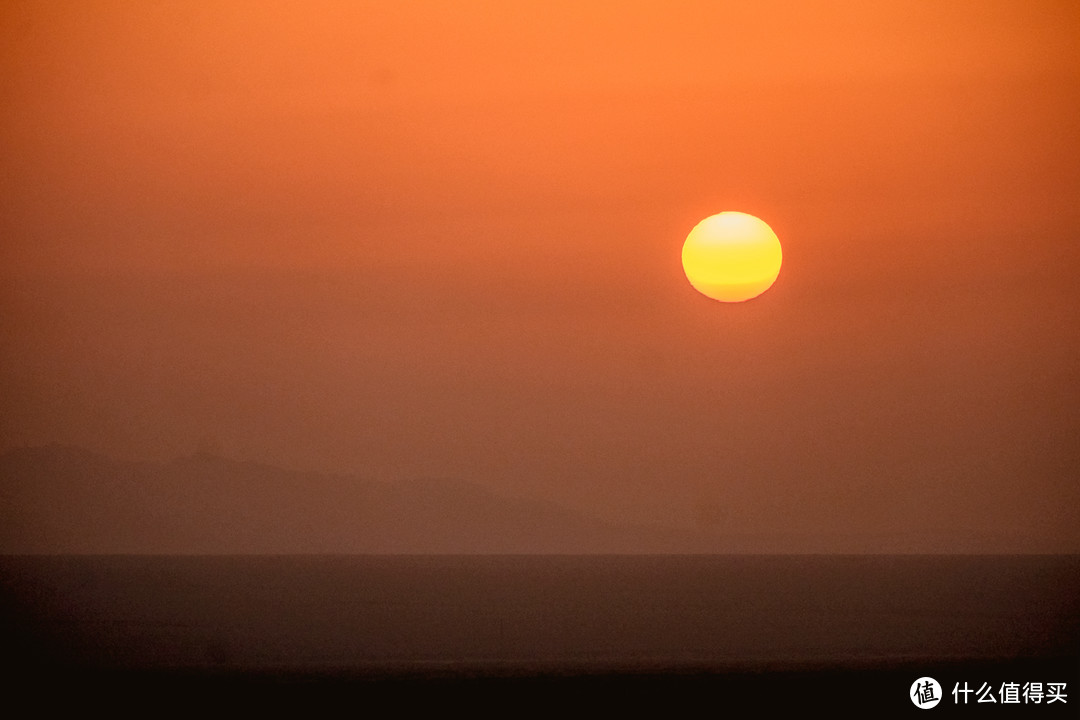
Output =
[{"x1": 2, "y1": 1, "x2": 1078, "y2": 550}]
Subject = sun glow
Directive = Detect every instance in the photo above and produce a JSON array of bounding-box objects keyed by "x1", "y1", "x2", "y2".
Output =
[{"x1": 681, "y1": 212, "x2": 782, "y2": 302}]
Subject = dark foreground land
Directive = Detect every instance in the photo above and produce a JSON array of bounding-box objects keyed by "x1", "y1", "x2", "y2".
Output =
[{"x1": 2, "y1": 555, "x2": 1078, "y2": 714}]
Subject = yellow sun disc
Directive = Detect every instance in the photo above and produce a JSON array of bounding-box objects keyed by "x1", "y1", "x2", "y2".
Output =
[{"x1": 681, "y1": 212, "x2": 782, "y2": 302}]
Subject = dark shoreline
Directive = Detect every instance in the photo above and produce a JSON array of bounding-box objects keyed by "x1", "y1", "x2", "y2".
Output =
[
  {"x1": 12, "y1": 657, "x2": 1080, "y2": 715},
  {"x1": 4, "y1": 555, "x2": 1077, "y2": 713}
]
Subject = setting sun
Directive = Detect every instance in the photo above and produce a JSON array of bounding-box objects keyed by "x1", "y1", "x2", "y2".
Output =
[{"x1": 681, "y1": 212, "x2": 782, "y2": 302}]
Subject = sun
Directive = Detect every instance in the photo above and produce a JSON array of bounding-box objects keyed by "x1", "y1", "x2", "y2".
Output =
[{"x1": 681, "y1": 212, "x2": 782, "y2": 302}]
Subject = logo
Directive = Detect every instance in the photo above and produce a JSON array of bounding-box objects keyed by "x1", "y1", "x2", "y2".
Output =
[{"x1": 911, "y1": 677, "x2": 942, "y2": 709}]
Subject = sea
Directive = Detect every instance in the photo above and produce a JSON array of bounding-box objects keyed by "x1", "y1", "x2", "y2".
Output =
[{"x1": 2, "y1": 555, "x2": 1078, "y2": 714}]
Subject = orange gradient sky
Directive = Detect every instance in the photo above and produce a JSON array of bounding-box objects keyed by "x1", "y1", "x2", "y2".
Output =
[{"x1": 2, "y1": 1, "x2": 1079, "y2": 551}]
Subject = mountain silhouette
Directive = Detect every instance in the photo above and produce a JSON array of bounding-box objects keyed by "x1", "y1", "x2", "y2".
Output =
[{"x1": 0, "y1": 445, "x2": 1041, "y2": 553}]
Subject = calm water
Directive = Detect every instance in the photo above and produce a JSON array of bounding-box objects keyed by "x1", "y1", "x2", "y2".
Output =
[{"x1": 3, "y1": 555, "x2": 1078, "y2": 675}]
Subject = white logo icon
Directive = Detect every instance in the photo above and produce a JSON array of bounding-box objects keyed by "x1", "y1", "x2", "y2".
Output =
[{"x1": 912, "y1": 677, "x2": 942, "y2": 709}]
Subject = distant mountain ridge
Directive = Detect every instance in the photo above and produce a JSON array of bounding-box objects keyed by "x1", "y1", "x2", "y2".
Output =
[
  {"x1": 0, "y1": 445, "x2": 1054, "y2": 554},
  {"x1": 0, "y1": 444, "x2": 692, "y2": 554}
]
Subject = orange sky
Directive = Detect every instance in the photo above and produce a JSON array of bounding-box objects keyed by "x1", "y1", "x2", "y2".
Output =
[{"x1": 2, "y1": 1, "x2": 1079, "y2": 550}]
